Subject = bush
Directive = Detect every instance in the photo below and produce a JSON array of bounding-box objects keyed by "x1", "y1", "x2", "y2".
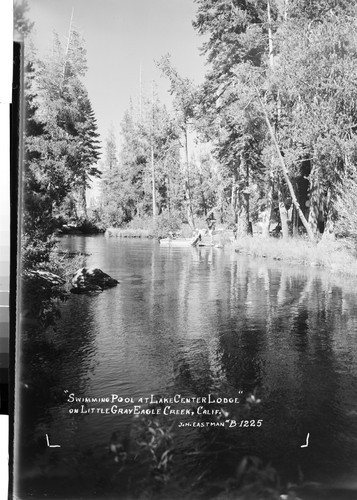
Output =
[
  {"x1": 152, "y1": 210, "x2": 182, "y2": 239},
  {"x1": 107, "y1": 211, "x2": 184, "y2": 239},
  {"x1": 21, "y1": 234, "x2": 57, "y2": 270},
  {"x1": 127, "y1": 213, "x2": 155, "y2": 232},
  {"x1": 91, "y1": 202, "x2": 128, "y2": 229}
]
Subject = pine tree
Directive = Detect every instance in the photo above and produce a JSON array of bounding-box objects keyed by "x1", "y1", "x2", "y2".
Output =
[
  {"x1": 272, "y1": 1, "x2": 357, "y2": 237},
  {"x1": 157, "y1": 55, "x2": 199, "y2": 227},
  {"x1": 193, "y1": 0, "x2": 270, "y2": 234},
  {"x1": 100, "y1": 93, "x2": 182, "y2": 227},
  {"x1": 23, "y1": 28, "x2": 101, "y2": 266}
]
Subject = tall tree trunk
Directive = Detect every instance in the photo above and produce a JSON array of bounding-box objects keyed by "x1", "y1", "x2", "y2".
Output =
[
  {"x1": 322, "y1": 188, "x2": 335, "y2": 240},
  {"x1": 261, "y1": 179, "x2": 273, "y2": 238},
  {"x1": 256, "y1": 90, "x2": 315, "y2": 242},
  {"x1": 167, "y1": 175, "x2": 171, "y2": 215},
  {"x1": 237, "y1": 191, "x2": 251, "y2": 236},
  {"x1": 151, "y1": 84, "x2": 157, "y2": 222},
  {"x1": 266, "y1": 0, "x2": 279, "y2": 235},
  {"x1": 308, "y1": 163, "x2": 323, "y2": 236},
  {"x1": 237, "y1": 155, "x2": 251, "y2": 236},
  {"x1": 267, "y1": 0, "x2": 274, "y2": 69},
  {"x1": 78, "y1": 179, "x2": 87, "y2": 219},
  {"x1": 184, "y1": 125, "x2": 195, "y2": 228},
  {"x1": 292, "y1": 205, "x2": 299, "y2": 236},
  {"x1": 308, "y1": 199, "x2": 318, "y2": 236},
  {"x1": 151, "y1": 144, "x2": 156, "y2": 220},
  {"x1": 217, "y1": 186, "x2": 225, "y2": 224},
  {"x1": 322, "y1": 214, "x2": 335, "y2": 240},
  {"x1": 82, "y1": 188, "x2": 87, "y2": 218},
  {"x1": 278, "y1": 189, "x2": 289, "y2": 239},
  {"x1": 231, "y1": 170, "x2": 239, "y2": 223},
  {"x1": 60, "y1": 8, "x2": 74, "y2": 95},
  {"x1": 199, "y1": 174, "x2": 207, "y2": 215},
  {"x1": 231, "y1": 188, "x2": 237, "y2": 222}
]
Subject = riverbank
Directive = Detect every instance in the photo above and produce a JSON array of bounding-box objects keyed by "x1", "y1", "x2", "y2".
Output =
[
  {"x1": 59, "y1": 231, "x2": 357, "y2": 288},
  {"x1": 104, "y1": 225, "x2": 357, "y2": 277},
  {"x1": 104, "y1": 225, "x2": 235, "y2": 242},
  {"x1": 105, "y1": 227, "x2": 152, "y2": 238},
  {"x1": 234, "y1": 236, "x2": 357, "y2": 277},
  {"x1": 58, "y1": 219, "x2": 105, "y2": 235}
]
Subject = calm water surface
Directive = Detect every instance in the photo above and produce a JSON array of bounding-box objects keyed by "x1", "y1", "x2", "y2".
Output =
[{"x1": 17, "y1": 236, "x2": 357, "y2": 496}]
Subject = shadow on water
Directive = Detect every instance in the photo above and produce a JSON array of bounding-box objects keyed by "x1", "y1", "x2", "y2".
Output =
[{"x1": 14, "y1": 236, "x2": 357, "y2": 499}]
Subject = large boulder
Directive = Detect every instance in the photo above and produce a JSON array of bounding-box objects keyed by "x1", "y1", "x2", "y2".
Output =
[{"x1": 71, "y1": 267, "x2": 119, "y2": 294}]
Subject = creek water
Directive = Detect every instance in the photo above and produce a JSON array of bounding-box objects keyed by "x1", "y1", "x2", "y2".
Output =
[{"x1": 16, "y1": 236, "x2": 357, "y2": 497}]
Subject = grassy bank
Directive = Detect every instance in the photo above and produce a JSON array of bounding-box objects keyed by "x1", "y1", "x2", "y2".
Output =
[
  {"x1": 105, "y1": 223, "x2": 357, "y2": 277},
  {"x1": 105, "y1": 227, "x2": 152, "y2": 238},
  {"x1": 234, "y1": 236, "x2": 357, "y2": 277},
  {"x1": 105, "y1": 224, "x2": 236, "y2": 241},
  {"x1": 105, "y1": 213, "x2": 181, "y2": 239}
]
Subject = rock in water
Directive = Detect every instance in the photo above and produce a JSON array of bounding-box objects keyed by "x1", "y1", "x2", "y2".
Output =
[{"x1": 71, "y1": 267, "x2": 119, "y2": 294}]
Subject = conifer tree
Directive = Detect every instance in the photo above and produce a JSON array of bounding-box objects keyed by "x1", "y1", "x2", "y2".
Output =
[{"x1": 23, "y1": 27, "x2": 101, "y2": 266}]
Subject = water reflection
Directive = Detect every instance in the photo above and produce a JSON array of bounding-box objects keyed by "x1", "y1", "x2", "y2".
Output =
[{"x1": 15, "y1": 236, "x2": 357, "y2": 497}]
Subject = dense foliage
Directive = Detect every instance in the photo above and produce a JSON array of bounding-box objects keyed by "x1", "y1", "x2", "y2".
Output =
[
  {"x1": 21, "y1": 0, "x2": 357, "y2": 270},
  {"x1": 191, "y1": 0, "x2": 357, "y2": 239},
  {"x1": 99, "y1": 82, "x2": 220, "y2": 232},
  {"x1": 98, "y1": 0, "x2": 357, "y2": 243},
  {"x1": 22, "y1": 24, "x2": 100, "y2": 267}
]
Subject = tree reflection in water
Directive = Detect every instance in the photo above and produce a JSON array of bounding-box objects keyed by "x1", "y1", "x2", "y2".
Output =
[{"x1": 14, "y1": 238, "x2": 357, "y2": 499}]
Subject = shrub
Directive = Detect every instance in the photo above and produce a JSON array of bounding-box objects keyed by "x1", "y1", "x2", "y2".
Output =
[
  {"x1": 127, "y1": 213, "x2": 155, "y2": 233},
  {"x1": 152, "y1": 210, "x2": 182, "y2": 239},
  {"x1": 106, "y1": 211, "x2": 184, "y2": 239},
  {"x1": 21, "y1": 234, "x2": 57, "y2": 270}
]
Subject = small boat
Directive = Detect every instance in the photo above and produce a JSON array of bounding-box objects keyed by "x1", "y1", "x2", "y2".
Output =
[
  {"x1": 159, "y1": 238, "x2": 214, "y2": 247},
  {"x1": 159, "y1": 238, "x2": 194, "y2": 247}
]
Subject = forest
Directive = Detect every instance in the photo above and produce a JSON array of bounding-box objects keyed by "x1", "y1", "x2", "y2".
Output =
[
  {"x1": 16, "y1": 0, "x2": 357, "y2": 271},
  {"x1": 13, "y1": 2, "x2": 357, "y2": 499}
]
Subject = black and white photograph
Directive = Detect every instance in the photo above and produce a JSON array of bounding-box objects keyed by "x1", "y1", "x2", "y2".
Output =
[{"x1": 11, "y1": 1, "x2": 357, "y2": 499}]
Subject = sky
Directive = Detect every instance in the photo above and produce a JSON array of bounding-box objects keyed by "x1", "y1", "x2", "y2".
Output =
[{"x1": 27, "y1": 0, "x2": 208, "y2": 144}]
